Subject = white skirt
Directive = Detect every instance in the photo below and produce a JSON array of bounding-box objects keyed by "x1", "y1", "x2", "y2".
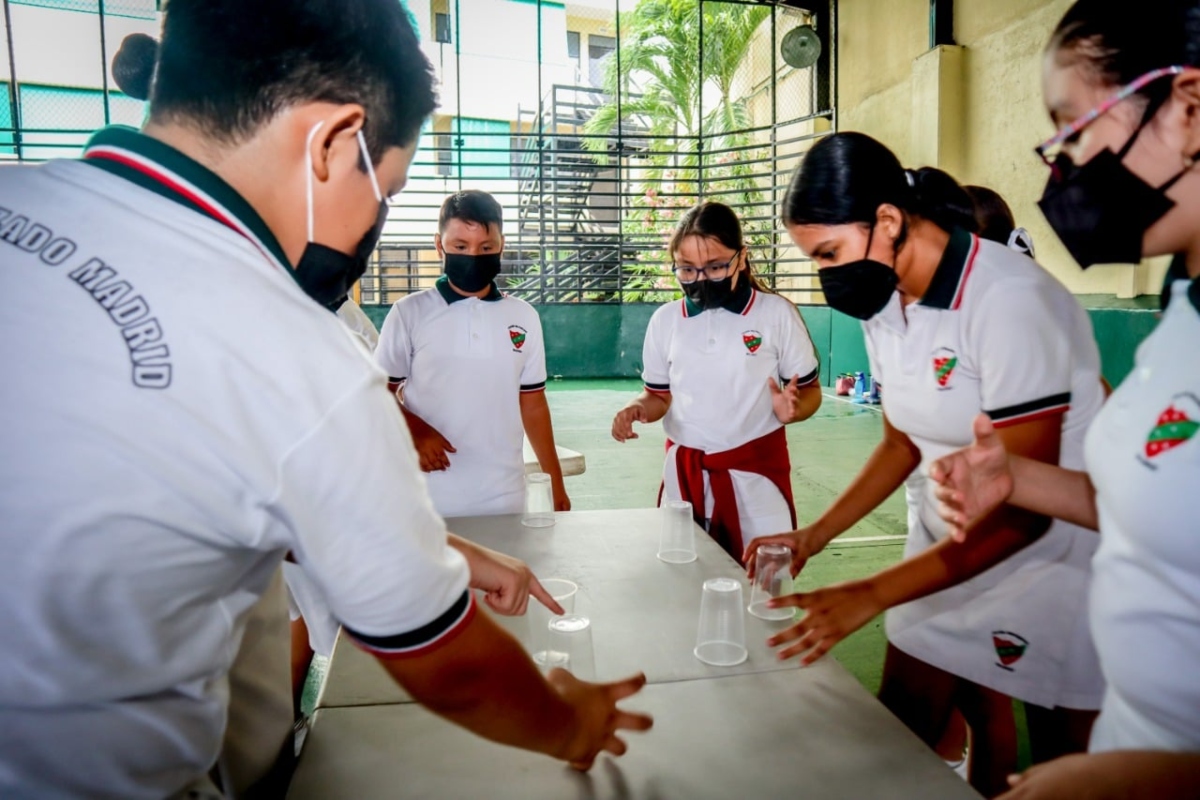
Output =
[{"x1": 885, "y1": 479, "x2": 1104, "y2": 710}]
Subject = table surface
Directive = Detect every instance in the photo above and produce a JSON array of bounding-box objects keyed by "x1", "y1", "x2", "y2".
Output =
[
  {"x1": 523, "y1": 439, "x2": 585, "y2": 476},
  {"x1": 316, "y1": 509, "x2": 805, "y2": 710},
  {"x1": 291, "y1": 666, "x2": 981, "y2": 800}
]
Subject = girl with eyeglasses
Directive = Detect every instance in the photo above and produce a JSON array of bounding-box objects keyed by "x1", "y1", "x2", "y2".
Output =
[
  {"x1": 611, "y1": 202, "x2": 821, "y2": 564},
  {"x1": 929, "y1": 1, "x2": 1200, "y2": 796},
  {"x1": 747, "y1": 132, "x2": 1106, "y2": 796}
]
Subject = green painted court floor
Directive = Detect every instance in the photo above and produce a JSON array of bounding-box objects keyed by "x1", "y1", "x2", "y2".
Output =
[{"x1": 303, "y1": 381, "x2": 906, "y2": 712}]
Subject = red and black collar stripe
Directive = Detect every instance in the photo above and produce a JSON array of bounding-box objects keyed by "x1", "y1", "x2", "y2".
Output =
[
  {"x1": 920, "y1": 227, "x2": 980, "y2": 311},
  {"x1": 81, "y1": 126, "x2": 293, "y2": 274}
]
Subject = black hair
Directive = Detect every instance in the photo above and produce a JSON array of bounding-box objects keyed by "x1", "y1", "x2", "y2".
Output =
[
  {"x1": 438, "y1": 190, "x2": 504, "y2": 234},
  {"x1": 668, "y1": 201, "x2": 775, "y2": 294},
  {"x1": 1049, "y1": 0, "x2": 1200, "y2": 119},
  {"x1": 963, "y1": 185, "x2": 1016, "y2": 245},
  {"x1": 110, "y1": 0, "x2": 437, "y2": 161},
  {"x1": 112, "y1": 33, "x2": 158, "y2": 103},
  {"x1": 782, "y1": 132, "x2": 978, "y2": 236}
]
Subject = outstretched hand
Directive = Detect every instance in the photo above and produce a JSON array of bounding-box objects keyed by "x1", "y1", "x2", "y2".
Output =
[
  {"x1": 928, "y1": 413, "x2": 1014, "y2": 542},
  {"x1": 765, "y1": 580, "x2": 886, "y2": 666}
]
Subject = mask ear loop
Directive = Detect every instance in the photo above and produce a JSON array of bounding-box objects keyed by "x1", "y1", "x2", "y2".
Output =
[
  {"x1": 356, "y1": 129, "x2": 384, "y2": 202},
  {"x1": 305, "y1": 121, "x2": 325, "y2": 244}
]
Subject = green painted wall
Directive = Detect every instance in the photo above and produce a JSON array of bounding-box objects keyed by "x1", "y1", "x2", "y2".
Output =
[{"x1": 362, "y1": 298, "x2": 1160, "y2": 387}]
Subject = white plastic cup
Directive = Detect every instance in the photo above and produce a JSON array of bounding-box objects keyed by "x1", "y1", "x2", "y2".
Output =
[
  {"x1": 694, "y1": 577, "x2": 748, "y2": 666},
  {"x1": 748, "y1": 544, "x2": 794, "y2": 621},
  {"x1": 528, "y1": 579, "x2": 577, "y2": 665},
  {"x1": 546, "y1": 614, "x2": 596, "y2": 681},
  {"x1": 522, "y1": 472, "x2": 555, "y2": 528},
  {"x1": 657, "y1": 500, "x2": 698, "y2": 564}
]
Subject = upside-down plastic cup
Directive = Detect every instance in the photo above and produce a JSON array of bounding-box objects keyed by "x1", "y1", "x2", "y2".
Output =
[
  {"x1": 657, "y1": 500, "x2": 698, "y2": 564},
  {"x1": 529, "y1": 579, "x2": 577, "y2": 665},
  {"x1": 748, "y1": 544, "x2": 794, "y2": 621},
  {"x1": 694, "y1": 577, "x2": 748, "y2": 666},
  {"x1": 522, "y1": 472, "x2": 555, "y2": 528},
  {"x1": 546, "y1": 614, "x2": 596, "y2": 681}
]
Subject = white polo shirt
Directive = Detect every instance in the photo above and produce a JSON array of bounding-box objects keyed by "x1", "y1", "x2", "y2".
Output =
[
  {"x1": 1086, "y1": 277, "x2": 1200, "y2": 752},
  {"x1": 376, "y1": 278, "x2": 547, "y2": 518},
  {"x1": 642, "y1": 283, "x2": 819, "y2": 538},
  {"x1": 0, "y1": 127, "x2": 472, "y2": 799},
  {"x1": 866, "y1": 230, "x2": 1105, "y2": 709}
]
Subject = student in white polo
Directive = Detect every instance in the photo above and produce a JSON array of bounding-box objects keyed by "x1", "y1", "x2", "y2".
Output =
[
  {"x1": 0, "y1": 4, "x2": 651, "y2": 797},
  {"x1": 750, "y1": 132, "x2": 1104, "y2": 797},
  {"x1": 376, "y1": 190, "x2": 570, "y2": 518},
  {"x1": 611, "y1": 201, "x2": 822, "y2": 564},
  {"x1": 930, "y1": 2, "x2": 1200, "y2": 794}
]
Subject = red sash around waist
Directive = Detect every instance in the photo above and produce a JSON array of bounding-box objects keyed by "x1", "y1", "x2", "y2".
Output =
[{"x1": 662, "y1": 426, "x2": 797, "y2": 564}]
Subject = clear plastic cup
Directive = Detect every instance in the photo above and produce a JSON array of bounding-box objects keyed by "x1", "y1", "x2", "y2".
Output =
[
  {"x1": 657, "y1": 500, "x2": 698, "y2": 564},
  {"x1": 528, "y1": 578, "x2": 577, "y2": 665},
  {"x1": 546, "y1": 614, "x2": 596, "y2": 680},
  {"x1": 522, "y1": 472, "x2": 556, "y2": 528},
  {"x1": 694, "y1": 577, "x2": 748, "y2": 666},
  {"x1": 748, "y1": 544, "x2": 794, "y2": 621}
]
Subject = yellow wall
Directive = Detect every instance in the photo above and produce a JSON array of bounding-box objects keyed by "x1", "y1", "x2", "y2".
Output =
[{"x1": 836, "y1": 0, "x2": 1167, "y2": 296}]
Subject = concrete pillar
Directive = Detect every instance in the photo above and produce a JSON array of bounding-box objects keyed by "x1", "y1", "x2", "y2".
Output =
[{"x1": 909, "y1": 44, "x2": 966, "y2": 175}]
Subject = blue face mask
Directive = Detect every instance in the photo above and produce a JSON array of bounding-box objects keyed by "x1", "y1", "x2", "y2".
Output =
[{"x1": 294, "y1": 124, "x2": 385, "y2": 311}]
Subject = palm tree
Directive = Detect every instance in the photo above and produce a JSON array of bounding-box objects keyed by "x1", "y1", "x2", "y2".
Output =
[{"x1": 583, "y1": 0, "x2": 772, "y2": 299}]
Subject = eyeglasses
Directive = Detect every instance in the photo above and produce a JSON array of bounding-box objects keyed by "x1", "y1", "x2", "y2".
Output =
[
  {"x1": 673, "y1": 258, "x2": 735, "y2": 284},
  {"x1": 1034, "y1": 65, "x2": 1185, "y2": 168}
]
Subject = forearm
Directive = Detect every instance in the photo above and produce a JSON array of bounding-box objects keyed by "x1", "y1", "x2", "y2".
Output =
[
  {"x1": 520, "y1": 393, "x2": 564, "y2": 483},
  {"x1": 1088, "y1": 751, "x2": 1200, "y2": 799},
  {"x1": 1007, "y1": 456, "x2": 1099, "y2": 531},
  {"x1": 812, "y1": 437, "x2": 920, "y2": 546},
  {"x1": 633, "y1": 390, "x2": 670, "y2": 423},
  {"x1": 870, "y1": 508, "x2": 1049, "y2": 609},
  {"x1": 378, "y1": 611, "x2": 575, "y2": 758}
]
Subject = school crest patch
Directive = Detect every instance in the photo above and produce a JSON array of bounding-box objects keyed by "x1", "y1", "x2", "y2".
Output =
[
  {"x1": 742, "y1": 330, "x2": 763, "y2": 354},
  {"x1": 1143, "y1": 394, "x2": 1200, "y2": 461},
  {"x1": 992, "y1": 630, "x2": 1028, "y2": 671},
  {"x1": 508, "y1": 325, "x2": 527, "y2": 351},
  {"x1": 932, "y1": 347, "x2": 958, "y2": 390}
]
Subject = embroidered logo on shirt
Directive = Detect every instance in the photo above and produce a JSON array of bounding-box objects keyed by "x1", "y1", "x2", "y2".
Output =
[
  {"x1": 992, "y1": 630, "x2": 1028, "y2": 671},
  {"x1": 508, "y1": 325, "x2": 527, "y2": 352},
  {"x1": 1143, "y1": 394, "x2": 1200, "y2": 462},
  {"x1": 932, "y1": 347, "x2": 958, "y2": 390},
  {"x1": 742, "y1": 330, "x2": 763, "y2": 355}
]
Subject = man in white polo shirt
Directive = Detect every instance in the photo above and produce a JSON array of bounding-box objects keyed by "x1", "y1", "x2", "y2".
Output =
[
  {"x1": 377, "y1": 190, "x2": 570, "y2": 517},
  {"x1": 0, "y1": 3, "x2": 649, "y2": 797}
]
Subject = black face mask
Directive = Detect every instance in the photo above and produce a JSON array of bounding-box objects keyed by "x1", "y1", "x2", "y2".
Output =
[
  {"x1": 818, "y1": 226, "x2": 899, "y2": 320},
  {"x1": 1038, "y1": 120, "x2": 1193, "y2": 269},
  {"x1": 294, "y1": 199, "x2": 388, "y2": 311},
  {"x1": 445, "y1": 252, "x2": 502, "y2": 293},
  {"x1": 681, "y1": 275, "x2": 736, "y2": 310}
]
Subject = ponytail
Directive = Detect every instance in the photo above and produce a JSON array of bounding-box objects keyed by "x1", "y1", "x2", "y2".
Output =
[{"x1": 783, "y1": 132, "x2": 978, "y2": 235}]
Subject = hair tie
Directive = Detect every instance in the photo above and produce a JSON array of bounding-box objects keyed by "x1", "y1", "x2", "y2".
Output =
[{"x1": 904, "y1": 169, "x2": 915, "y2": 188}]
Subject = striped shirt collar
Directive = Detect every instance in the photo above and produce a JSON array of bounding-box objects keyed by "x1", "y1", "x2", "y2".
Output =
[
  {"x1": 81, "y1": 126, "x2": 293, "y2": 275},
  {"x1": 920, "y1": 227, "x2": 980, "y2": 310}
]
